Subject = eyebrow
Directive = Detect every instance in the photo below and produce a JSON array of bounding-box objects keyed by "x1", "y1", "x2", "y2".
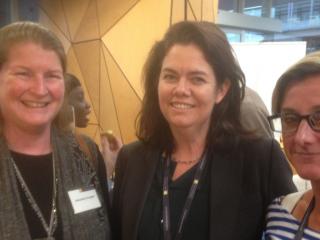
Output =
[
  {"x1": 11, "y1": 65, "x2": 63, "y2": 75},
  {"x1": 282, "y1": 106, "x2": 320, "y2": 113},
  {"x1": 161, "y1": 67, "x2": 209, "y2": 76}
]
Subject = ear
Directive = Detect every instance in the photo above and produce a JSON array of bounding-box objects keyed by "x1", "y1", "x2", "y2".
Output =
[{"x1": 215, "y1": 80, "x2": 230, "y2": 104}]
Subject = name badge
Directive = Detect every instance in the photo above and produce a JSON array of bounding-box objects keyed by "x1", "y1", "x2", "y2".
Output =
[{"x1": 68, "y1": 187, "x2": 101, "y2": 214}]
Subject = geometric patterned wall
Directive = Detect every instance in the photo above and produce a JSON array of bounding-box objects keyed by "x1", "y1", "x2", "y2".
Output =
[{"x1": 38, "y1": 0, "x2": 218, "y2": 144}]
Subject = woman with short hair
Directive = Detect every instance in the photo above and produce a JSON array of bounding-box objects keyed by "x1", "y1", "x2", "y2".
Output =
[
  {"x1": 0, "y1": 21, "x2": 111, "y2": 240},
  {"x1": 265, "y1": 51, "x2": 320, "y2": 240}
]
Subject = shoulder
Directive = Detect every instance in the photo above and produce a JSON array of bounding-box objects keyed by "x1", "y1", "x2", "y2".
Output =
[
  {"x1": 281, "y1": 191, "x2": 306, "y2": 213},
  {"x1": 235, "y1": 137, "x2": 288, "y2": 175},
  {"x1": 264, "y1": 196, "x2": 297, "y2": 239},
  {"x1": 119, "y1": 140, "x2": 152, "y2": 158},
  {"x1": 76, "y1": 133, "x2": 97, "y2": 145},
  {"x1": 116, "y1": 140, "x2": 160, "y2": 173},
  {"x1": 237, "y1": 137, "x2": 280, "y2": 156}
]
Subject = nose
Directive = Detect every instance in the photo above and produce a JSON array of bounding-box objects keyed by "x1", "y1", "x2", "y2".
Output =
[
  {"x1": 86, "y1": 101, "x2": 91, "y2": 110},
  {"x1": 174, "y1": 78, "x2": 190, "y2": 96},
  {"x1": 30, "y1": 76, "x2": 48, "y2": 95},
  {"x1": 294, "y1": 119, "x2": 316, "y2": 145},
  {"x1": 85, "y1": 100, "x2": 91, "y2": 111}
]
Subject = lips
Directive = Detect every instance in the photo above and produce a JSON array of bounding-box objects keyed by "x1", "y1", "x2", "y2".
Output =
[
  {"x1": 293, "y1": 152, "x2": 320, "y2": 156},
  {"x1": 22, "y1": 100, "x2": 49, "y2": 108},
  {"x1": 171, "y1": 102, "x2": 194, "y2": 109}
]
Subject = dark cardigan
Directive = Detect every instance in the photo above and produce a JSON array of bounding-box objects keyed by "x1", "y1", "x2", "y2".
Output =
[{"x1": 112, "y1": 137, "x2": 296, "y2": 240}]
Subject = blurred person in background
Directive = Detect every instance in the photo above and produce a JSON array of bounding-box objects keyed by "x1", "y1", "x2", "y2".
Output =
[
  {"x1": 64, "y1": 73, "x2": 91, "y2": 128},
  {"x1": 64, "y1": 72, "x2": 122, "y2": 181},
  {"x1": 241, "y1": 86, "x2": 274, "y2": 138}
]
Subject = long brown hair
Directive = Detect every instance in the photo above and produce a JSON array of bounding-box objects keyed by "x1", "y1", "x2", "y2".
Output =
[{"x1": 136, "y1": 21, "x2": 246, "y2": 152}]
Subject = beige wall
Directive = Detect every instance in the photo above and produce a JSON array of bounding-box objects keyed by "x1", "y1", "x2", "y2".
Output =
[{"x1": 38, "y1": 0, "x2": 218, "y2": 144}]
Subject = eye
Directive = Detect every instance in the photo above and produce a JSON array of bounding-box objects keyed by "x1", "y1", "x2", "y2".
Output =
[
  {"x1": 281, "y1": 113, "x2": 300, "y2": 127},
  {"x1": 191, "y1": 76, "x2": 206, "y2": 84},
  {"x1": 77, "y1": 92, "x2": 85, "y2": 101},
  {"x1": 14, "y1": 71, "x2": 30, "y2": 77},
  {"x1": 45, "y1": 72, "x2": 63, "y2": 81},
  {"x1": 310, "y1": 111, "x2": 320, "y2": 129},
  {"x1": 162, "y1": 73, "x2": 177, "y2": 82}
]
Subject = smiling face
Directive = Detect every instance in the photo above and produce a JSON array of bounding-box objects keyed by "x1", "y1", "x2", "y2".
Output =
[
  {"x1": 158, "y1": 43, "x2": 229, "y2": 135},
  {"x1": 0, "y1": 42, "x2": 64, "y2": 133},
  {"x1": 281, "y1": 75, "x2": 320, "y2": 181}
]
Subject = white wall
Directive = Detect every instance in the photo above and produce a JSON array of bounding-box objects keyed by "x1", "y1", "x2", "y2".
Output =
[{"x1": 232, "y1": 42, "x2": 306, "y2": 113}]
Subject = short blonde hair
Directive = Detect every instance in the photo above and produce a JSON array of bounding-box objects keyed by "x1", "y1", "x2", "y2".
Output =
[
  {"x1": 0, "y1": 21, "x2": 66, "y2": 71},
  {"x1": 272, "y1": 51, "x2": 320, "y2": 114}
]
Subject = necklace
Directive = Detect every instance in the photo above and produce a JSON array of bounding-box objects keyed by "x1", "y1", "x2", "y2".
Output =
[
  {"x1": 11, "y1": 153, "x2": 58, "y2": 239},
  {"x1": 171, "y1": 157, "x2": 199, "y2": 165},
  {"x1": 172, "y1": 159, "x2": 198, "y2": 165}
]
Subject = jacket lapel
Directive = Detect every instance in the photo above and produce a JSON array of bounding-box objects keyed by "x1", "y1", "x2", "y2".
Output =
[
  {"x1": 122, "y1": 146, "x2": 161, "y2": 240},
  {"x1": 209, "y1": 147, "x2": 243, "y2": 240}
]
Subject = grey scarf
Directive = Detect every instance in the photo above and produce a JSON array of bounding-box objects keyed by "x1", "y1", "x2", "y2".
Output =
[{"x1": 0, "y1": 128, "x2": 111, "y2": 240}]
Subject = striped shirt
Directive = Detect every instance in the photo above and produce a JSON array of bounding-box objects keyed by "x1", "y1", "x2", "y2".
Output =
[{"x1": 264, "y1": 197, "x2": 320, "y2": 240}]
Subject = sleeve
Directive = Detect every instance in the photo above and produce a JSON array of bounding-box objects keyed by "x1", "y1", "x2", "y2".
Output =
[
  {"x1": 111, "y1": 145, "x2": 128, "y2": 240},
  {"x1": 266, "y1": 139, "x2": 297, "y2": 207},
  {"x1": 95, "y1": 144, "x2": 111, "y2": 212}
]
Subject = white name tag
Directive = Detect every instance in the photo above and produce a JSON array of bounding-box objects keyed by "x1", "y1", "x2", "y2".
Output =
[{"x1": 68, "y1": 187, "x2": 101, "y2": 214}]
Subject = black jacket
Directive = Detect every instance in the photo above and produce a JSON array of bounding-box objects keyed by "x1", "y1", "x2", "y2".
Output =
[{"x1": 112, "y1": 137, "x2": 296, "y2": 240}]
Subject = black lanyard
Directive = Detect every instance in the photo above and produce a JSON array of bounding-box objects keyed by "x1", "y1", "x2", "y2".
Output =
[
  {"x1": 162, "y1": 152, "x2": 207, "y2": 240},
  {"x1": 294, "y1": 196, "x2": 315, "y2": 240}
]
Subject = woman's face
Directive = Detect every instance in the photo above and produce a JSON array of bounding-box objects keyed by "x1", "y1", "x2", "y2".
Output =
[
  {"x1": 0, "y1": 42, "x2": 64, "y2": 133},
  {"x1": 281, "y1": 75, "x2": 320, "y2": 181},
  {"x1": 158, "y1": 43, "x2": 229, "y2": 135},
  {"x1": 68, "y1": 86, "x2": 91, "y2": 128}
]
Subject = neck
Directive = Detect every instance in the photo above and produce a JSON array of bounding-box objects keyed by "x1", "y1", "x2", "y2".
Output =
[
  {"x1": 4, "y1": 124, "x2": 52, "y2": 155},
  {"x1": 171, "y1": 128, "x2": 206, "y2": 164}
]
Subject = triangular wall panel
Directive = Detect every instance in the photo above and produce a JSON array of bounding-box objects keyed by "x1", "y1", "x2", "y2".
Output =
[
  {"x1": 100, "y1": 45, "x2": 122, "y2": 139},
  {"x1": 171, "y1": 0, "x2": 185, "y2": 24},
  {"x1": 202, "y1": 0, "x2": 215, "y2": 21},
  {"x1": 96, "y1": 0, "x2": 139, "y2": 37},
  {"x1": 38, "y1": 9, "x2": 71, "y2": 52},
  {"x1": 102, "y1": 0, "x2": 172, "y2": 99},
  {"x1": 103, "y1": 45, "x2": 141, "y2": 143},
  {"x1": 74, "y1": 0, "x2": 100, "y2": 42},
  {"x1": 38, "y1": 0, "x2": 70, "y2": 39},
  {"x1": 62, "y1": 0, "x2": 91, "y2": 41},
  {"x1": 188, "y1": 0, "x2": 201, "y2": 20},
  {"x1": 73, "y1": 40, "x2": 101, "y2": 121}
]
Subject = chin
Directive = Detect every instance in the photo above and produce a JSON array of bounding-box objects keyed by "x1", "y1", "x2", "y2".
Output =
[
  {"x1": 296, "y1": 168, "x2": 320, "y2": 181},
  {"x1": 76, "y1": 120, "x2": 89, "y2": 128}
]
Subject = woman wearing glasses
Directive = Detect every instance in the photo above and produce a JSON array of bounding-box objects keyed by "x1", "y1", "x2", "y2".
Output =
[{"x1": 265, "y1": 51, "x2": 320, "y2": 240}]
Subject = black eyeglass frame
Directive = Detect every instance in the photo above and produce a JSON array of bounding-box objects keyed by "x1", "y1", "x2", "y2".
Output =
[{"x1": 268, "y1": 111, "x2": 320, "y2": 134}]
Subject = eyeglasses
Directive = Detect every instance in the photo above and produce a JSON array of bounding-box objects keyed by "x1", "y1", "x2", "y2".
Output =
[{"x1": 268, "y1": 111, "x2": 320, "y2": 134}]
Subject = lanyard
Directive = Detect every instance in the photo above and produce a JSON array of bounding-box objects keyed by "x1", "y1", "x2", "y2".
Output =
[
  {"x1": 162, "y1": 152, "x2": 207, "y2": 240},
  {"x1": 293, "y1": 196, "x2": 315, "y2": 240}
]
